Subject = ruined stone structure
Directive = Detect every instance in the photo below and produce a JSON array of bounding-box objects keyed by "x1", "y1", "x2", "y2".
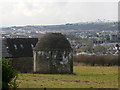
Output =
[
  {"x1": 2, "y1": 38, "x2": 38, "y2": 73},
  {"x1": 33, "y1": 33, "x2": 73, "y2": 74}
]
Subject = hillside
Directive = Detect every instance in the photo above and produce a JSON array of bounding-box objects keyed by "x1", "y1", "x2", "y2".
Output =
[{"x1": 2, "y1": 22, "x2": 118, "y2": 31}]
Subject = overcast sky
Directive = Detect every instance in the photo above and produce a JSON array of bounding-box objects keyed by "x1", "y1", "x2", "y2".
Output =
[{"x1": 0, "y1": 0, "x2": 119, "y2": 27}]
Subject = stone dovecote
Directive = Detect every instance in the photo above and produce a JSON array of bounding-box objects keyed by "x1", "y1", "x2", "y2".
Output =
[{"x1": 33, "y1": 33, "x2": 73, "y2": 74}]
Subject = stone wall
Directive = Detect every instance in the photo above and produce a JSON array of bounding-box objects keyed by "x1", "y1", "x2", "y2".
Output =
[
  {"x1": 33, "y1": 50, "x2": 73, "y2": 74},
  {"x1": 9, "y1": 57, "x2": 33, "y2": 73}
]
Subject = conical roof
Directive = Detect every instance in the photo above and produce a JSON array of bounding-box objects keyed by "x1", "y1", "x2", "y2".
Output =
[{"x1": 34, "y1": 33, "x2": 72, "y2": 51}]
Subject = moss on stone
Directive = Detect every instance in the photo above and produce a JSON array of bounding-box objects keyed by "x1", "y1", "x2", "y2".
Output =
[{"x1": 34, "y1": 33, "x2": 72, "y2": 51}]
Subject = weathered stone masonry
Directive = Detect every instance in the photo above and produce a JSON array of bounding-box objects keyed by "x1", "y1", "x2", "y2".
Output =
[{"x1": 33, "y1": 33, "x2": 73, "y2": 74}]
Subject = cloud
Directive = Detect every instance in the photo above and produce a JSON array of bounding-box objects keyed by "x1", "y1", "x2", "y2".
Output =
[
  {"x1": 0, "y1": 0, "x2": 118, "y2": 26},
  {"x1": 11, "y1": 1, "x2": 45, "y2": 16}
]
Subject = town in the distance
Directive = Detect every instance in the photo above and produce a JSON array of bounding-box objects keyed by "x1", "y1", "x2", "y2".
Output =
[{"x1": 1, "y1": 20, "x2": 119, "y2": 56}]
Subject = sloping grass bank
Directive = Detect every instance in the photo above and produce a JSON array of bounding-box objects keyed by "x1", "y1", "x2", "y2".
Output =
[{"x1": 16, "y1": 66, "x2": 118, "y2": 88}]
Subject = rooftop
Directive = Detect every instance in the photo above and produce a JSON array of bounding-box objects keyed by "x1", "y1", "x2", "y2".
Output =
[{"x1": 34, "y1": 33, "x2": 72, "y2": 51}]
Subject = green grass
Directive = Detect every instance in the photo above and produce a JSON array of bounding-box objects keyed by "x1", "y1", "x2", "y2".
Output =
[{"x1": 16, "y1": 66, "x2": 118, "y2": 88}]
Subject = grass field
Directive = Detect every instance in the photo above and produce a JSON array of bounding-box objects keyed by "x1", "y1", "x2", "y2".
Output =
[{"x1": 16, "y1": 66, "x2": 118, "y2": 88}]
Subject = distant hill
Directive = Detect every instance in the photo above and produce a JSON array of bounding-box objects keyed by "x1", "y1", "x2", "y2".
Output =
[{"x1": 2, "y1": 22, "x2": 118, "y2": 31}]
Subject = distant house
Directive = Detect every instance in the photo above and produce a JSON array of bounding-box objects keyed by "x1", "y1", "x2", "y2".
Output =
[
  {"x1": 2, "y1": 38, "x2": 38, "y2": 73},
  {"x1": 110, "y1": 34, "x2": 118, "y2": 43}
]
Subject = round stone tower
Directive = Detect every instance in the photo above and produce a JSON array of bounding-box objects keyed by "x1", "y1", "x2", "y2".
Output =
[{"x1": 33, "y1": 33, "x2": 73, "y2": 74}]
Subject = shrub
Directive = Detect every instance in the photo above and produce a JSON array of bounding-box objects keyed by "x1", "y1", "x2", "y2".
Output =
[
  {"x1": 1, "y1": 58, "x2": 18, "y2": 88},
  {"x1": 74, "y1": 55, "x2": 118, "y2": 66}
]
